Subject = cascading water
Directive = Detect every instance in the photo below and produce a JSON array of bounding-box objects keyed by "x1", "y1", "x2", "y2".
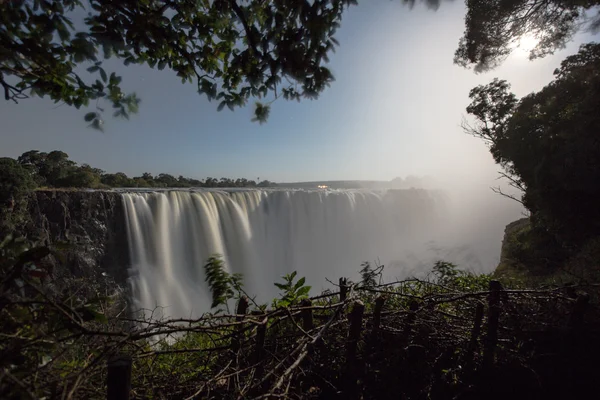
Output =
[{"x1": 122, "y1": 189, "x2": 495, "y2": 319}]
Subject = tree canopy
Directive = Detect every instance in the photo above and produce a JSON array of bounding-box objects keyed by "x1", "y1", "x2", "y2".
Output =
[
  {"x1": 465, "y1": 43, "x2": 600, "y2": 260},
  {"x1": 0, "y1": 0, "x2": 473, "y2": 128},
  {"x1": 0, "y1": 0, "x2": 363, "y2": 127},
  {"x1": 2, "y1": 0, "x2": 599, "y2": 128},
  {"x1": 455, "y1": 0, "x2": 600, "y2": 72},
  {"x1": 2, "y1": 149, "x2": 277, "y2": 189}
]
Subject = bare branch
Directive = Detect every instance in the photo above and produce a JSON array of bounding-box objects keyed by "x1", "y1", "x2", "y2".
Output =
[{"x1": 491, "y1": 185, "x2": 525, "y2": 206}]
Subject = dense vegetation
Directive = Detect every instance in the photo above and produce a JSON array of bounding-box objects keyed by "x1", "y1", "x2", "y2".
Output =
[
  {"x1": 1, "y1": 149, "x2": 276, "y2": 189},
  {"x1": 2, "y1": 239, "x2": 598, "y2": 399},
  {"x1": 465, "y1": 42, "x2": 600, "y2": 272}
]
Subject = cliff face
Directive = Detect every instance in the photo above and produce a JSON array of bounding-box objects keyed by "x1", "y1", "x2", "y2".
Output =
[
  {"x1": 25, "y1": 190, "x2": 130, "y2": 285},
  {"x1": 495, "y1": 217, "x2": 530, "y2": 278}
]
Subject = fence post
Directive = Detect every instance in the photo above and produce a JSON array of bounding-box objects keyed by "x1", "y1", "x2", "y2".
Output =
[
  {"x1": 346, "y1": 300, "x2": 365, "y2": 360},
  {"x1": 344, "y1": 300, "x2": 365, "y2": 398},
  {"x1": 339, "y1": 277, "x2": 348, "y2": 303},
  {"x1": 107, "y1": 355, "x2": 132, "y2": 400},
  {"x1": 300, "y1": 299, "x2": 314, "y2": 331},
  {"x1": 372, "y1": 295, "x2": 386, "y2": 333},
  {"x1": 253, "y1": 313, "x2": 267, "y2": 364},
  {"x1": 464, "y1": 302, "x2": 485, "y2": 371},
  {"x1": 236, "y1": 296, "x2": 249, "y2": 318},
  {"x1": 247, "y1": 311, "x2": 268, "y2": 389},
  {"x1": 483, "y1": 280, "x2": 502, "y2": 368},
  {"x1": 233, "y1": 296, "x2": 249, "y2": 351},
  {"x1": 402, "y1": 300, "x2": 419, "y2": 343}
]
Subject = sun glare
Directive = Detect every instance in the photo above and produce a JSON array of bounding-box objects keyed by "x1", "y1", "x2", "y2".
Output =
[{"x1": 512, "y1": 33, "x2": 539, "y2": 55}]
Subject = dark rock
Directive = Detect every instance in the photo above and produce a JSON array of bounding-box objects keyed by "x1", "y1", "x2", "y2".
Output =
[{"x1": 24, "y1": 190, "x2": 130, "y2": 286}]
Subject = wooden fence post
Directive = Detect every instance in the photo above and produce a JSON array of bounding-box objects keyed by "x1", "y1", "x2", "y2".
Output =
[
  {"x1": 236, "y1": 296, "x2": 249, "y2": 318},
  {"x1": 249, "y1": 311, "x2": 268, "y2": 391},
  {"x1": 253, "y1": 314, "x2": 267, "y2": 365},
  {"x1": 233, "y1": 296, "x2": 249, "y2": 351},
  {"x1": 344, "y1": 300, "x2": 365, "y2": 398},
  {"x1": 300, "y1": 299, "x2": 314, "y2": 331},
  {"x1": 339, "y1": 277, "x2": 348, "y2": 303},
  {"x1": 464, "y1": 302, "x2": 484, "y2": 371},
  {"x1": 402, "y1": 300, "x2": 419, "y2": 343},
  {"x1": 107, "y1": 355, "x2": 132, "y2": 400},
  {"x1": 372, "y1": 295, "x2": 386, "y2": 333},
  {"x1": 483, "y1": 280, "x2": 502, "y2": 368},
  {"x1": 346, "y1": 300, "x2": 365, "y2": 360}
]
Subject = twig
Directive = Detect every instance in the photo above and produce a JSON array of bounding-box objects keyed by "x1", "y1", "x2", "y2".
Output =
[{"x1": 184, "y1": 361, "x2": 232, "y2": 400}]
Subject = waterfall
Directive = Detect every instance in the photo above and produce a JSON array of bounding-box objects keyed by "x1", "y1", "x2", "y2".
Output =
[{"x1": 121, "y1": 189, "x2": 494, "y2": 319}]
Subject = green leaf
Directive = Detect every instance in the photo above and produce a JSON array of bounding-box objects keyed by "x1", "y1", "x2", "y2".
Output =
[
  {"x1": 278, "y1": 299, "x2": 291, "y2": 308},
  {"x1": 217, "y1": 101, "x2": 227, "y2": 111},
  {"x1": 57, "y1": 25, "x2": 70, "y2": 42},
  {"x1": 296, "y1": 286, "x2": 311, "y2": 297},
  {"x1": 294, "y1": 277, "x2": 306, "y2": 290},
  {"x1": 158, "y1": 61, "x2": 167, "y2": 70},
  {"x1": 87, "y1": 66, "x2": 99, "y2": 73},
  {"x1": 84, "y1": 112, "x2": 97, "y2": 122},
  {"x1": 99, "y1": 68, "x2": 107, "y2": 82},
  {"x1": 274, "y1": 282, "x2": 287, "y2": 290}
]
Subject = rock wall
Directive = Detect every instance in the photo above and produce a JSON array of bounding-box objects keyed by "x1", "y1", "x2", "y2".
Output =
[
  {"x1": 495, "y1": 217, "x2": 530, "y2": 277},
  {"x1": 25, "y1": 190, "x2": 130, "y2": 285}
]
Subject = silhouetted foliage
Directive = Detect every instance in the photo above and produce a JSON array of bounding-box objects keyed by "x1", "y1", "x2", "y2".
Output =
[
  {"x1": 4, "y1": 241, "x2": 599, "y2": 399},
  {"x1": 465, "y1": 43, "x2": 600, "y2": 265},
  {"x1": 455, "y1": 0, "x2": 600, "y2": 72},
  {"x1": 0, "y1": 0, "x2": 366, "y2": 125},
  {"x1": 0, "y1": 0, "x2": 466, "y2": 127}
]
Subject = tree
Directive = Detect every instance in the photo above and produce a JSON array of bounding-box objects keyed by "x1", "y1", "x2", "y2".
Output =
[
  {"x1": 258, "y1": 180, "x2": 276, "y2": 187},
  {"x1": 0, "y1": 157, "x2": 36, "y2": 235},
  {"x1": 101, "y1": 172, "x2": 133, "y2": 187},
  {"x1": 0, "y1": 0, "x2": 363, "y2": 126},
  {"x1": 455, "y1": 0, "x2": 600, "y2": 72},
  {"x1": 0, "y1": 0, "x2": 461, "y2": 127},
  {"x1": 44, "y1": 151, "x2": 76, "y2": 186},
  {"x1": 59, "y1": 164, "x2": 102, "y2": 188},
  {"x1": 465, "y1": 43, "x2": 600, "y2": 257},
  {"x1": 204, "y1": 177, "x2": 217, "y2": 187},
  {"x1": 17, "y1": 150, "x2": 49, "y2": 186},
  {"x1": 132, "y1": 177, "x2": 151, "y2": 188},
  {"x1": 155, "y1": 173, "x2": 178, "y2": 187},
  {"x1": 219, "y1": 177, "x2": 233, "y2": 187},
  {"x1": 20, "y1": 150, "x2": 78, "y2": 188}
]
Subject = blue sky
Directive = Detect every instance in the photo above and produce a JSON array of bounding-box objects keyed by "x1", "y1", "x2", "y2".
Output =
[{"x1": 1, "y1": 1, "x2": 598, "y2": 183}]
